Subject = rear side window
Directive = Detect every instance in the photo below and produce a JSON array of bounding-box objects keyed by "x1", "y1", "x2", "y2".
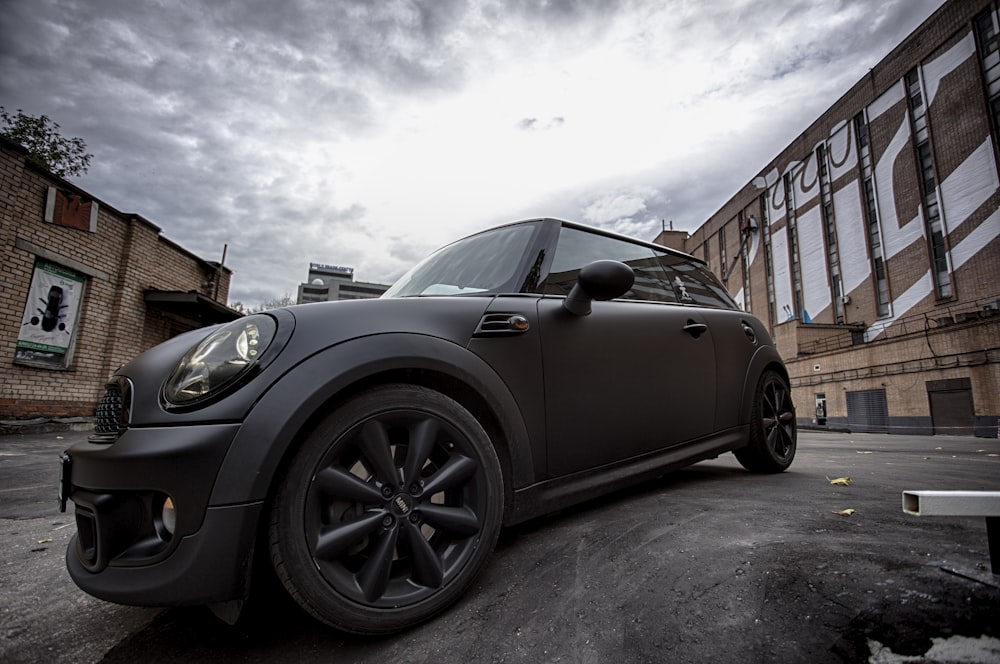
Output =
[
  {"x1": 542, "y1": 226, "x2": 676, "y2": 303},
  {"x1": 540, "y1": 224, "x2": 738, "y2": 310},
  {"x1": 656, "y1": 252, "x2": 739, "y2": 310}
]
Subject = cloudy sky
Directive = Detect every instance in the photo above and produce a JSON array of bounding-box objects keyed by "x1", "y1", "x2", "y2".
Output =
[{"x1": 2, "y1": 0, "x2": 945, "y2": 308}]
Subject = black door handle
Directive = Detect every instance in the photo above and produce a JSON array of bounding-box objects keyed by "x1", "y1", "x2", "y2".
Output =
[{"x1": 683, "y1": 321, "x2": 708, "y2": 338}]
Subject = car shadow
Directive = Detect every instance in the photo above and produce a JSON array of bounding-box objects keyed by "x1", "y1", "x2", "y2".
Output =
[
  {"x1": 498, "y1": 459, "x2": 752, "y2": 541},
  {"x1": 100, "y1": 586, "x2": 404, "y2": 662},
  {"x1": 98, "y1": 460, "x2": 771, "y2": 662}
]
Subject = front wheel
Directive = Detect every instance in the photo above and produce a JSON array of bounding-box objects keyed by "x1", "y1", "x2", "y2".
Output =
[
  {"x1": 734, "y1": 370, "x2": 796, "y2": 473},
  {"x1": 268, "y1": 384, "x2": 503, "y2": 634}
]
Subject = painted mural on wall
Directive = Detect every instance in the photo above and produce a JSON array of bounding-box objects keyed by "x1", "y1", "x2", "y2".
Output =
[
  {"x1": 749, "y1": 26, "x2": 1000, "y2": 341},
  {"x1": 16, "y1": 260, "x2": 85, "y2": 367}
]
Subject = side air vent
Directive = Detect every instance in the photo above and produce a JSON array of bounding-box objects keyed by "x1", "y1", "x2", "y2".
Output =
[{"x1": 474, "y1": 313, "x2": 531, "y2": 336}]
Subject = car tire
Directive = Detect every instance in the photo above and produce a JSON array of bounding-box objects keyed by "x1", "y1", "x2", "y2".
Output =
[
  {"x1": 268, "y1": 384, "x2": 503, "y2": 634},
  {"x1": 734, "y1": 370, "x2": 796, "y2": 473}
]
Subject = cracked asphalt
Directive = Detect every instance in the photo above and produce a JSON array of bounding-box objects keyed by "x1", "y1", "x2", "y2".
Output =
[{"x1": 2, "y1": 429, "x2": 998, "y2": 663}]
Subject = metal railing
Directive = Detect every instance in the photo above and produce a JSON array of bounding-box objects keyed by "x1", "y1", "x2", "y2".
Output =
[{"x1": 796, "y1": 295, "x2": 1000, "y2": 356}]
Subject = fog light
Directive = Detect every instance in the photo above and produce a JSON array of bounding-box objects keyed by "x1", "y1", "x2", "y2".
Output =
[{"x1": 162, "y1": 497, "x2": 176, "y2": 536}]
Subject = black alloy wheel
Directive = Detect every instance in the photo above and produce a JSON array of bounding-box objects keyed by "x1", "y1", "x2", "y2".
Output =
[
  {"x1": 735, "y1": 370, "x2": 797, "y2": 473},
  {"x1": 269, "y1": 384, "x2": 503, "y2": 634}
]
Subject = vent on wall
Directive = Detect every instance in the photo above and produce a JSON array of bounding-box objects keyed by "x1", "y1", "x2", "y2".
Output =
[{"x1": 45, "y1": 187, "x2": 98, "y2": 232}]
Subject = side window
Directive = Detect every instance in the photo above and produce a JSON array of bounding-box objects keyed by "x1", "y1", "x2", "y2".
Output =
[
  {"x1": 542, "y1": 226, "x2": 676, "y2": 303},
  {"x1": 656, "y1": 252, "x2": 739, "y2": 310}
]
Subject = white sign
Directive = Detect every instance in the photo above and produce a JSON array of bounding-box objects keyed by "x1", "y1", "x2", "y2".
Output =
[{"x1": 17, "y1": 261, "x2": 84, "y2": 358}]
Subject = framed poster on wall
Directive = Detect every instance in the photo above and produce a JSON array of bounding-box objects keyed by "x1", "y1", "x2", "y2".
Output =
[{"x1": 15, "y1": 260, "x2": 86, "y2": 369}]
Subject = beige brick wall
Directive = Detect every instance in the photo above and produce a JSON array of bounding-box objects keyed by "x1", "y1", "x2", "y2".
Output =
[
  {"x1": 0, "y1": 140, "x2": 234, "y2": 420},
  {"x1": 787, "y1": 316, "x2": 1000, "y2": 421}
]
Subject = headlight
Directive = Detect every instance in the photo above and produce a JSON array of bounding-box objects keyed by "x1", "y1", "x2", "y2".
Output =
[{"x1": 162, "y1": 315, "x2": 277, "y2": 406}]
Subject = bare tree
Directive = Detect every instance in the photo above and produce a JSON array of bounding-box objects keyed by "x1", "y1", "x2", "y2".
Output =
[
  {"x1": 259, "y1": 293, "x2": 297, "y2": 310},
  {"x1": 230, "y1": 293, "x2": 297, "y2": 314}
]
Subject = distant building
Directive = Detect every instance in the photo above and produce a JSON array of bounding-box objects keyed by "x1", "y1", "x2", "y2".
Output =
[
  {"x1": 296, "y1": 262, "x2": 390, "y2": 303},
  {"x1": 0, "y1": 137, "x2": 240, "y2": 424},
  {"x1": 657, "y1": 0, "x2": 999, "y2": 437}
]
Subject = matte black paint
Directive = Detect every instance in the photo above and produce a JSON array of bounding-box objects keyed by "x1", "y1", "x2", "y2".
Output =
[
  {"x1": 63, "y1": 218, "x2": 793, "y2": 611},
  {"x1": 66, "y1": 502, "x2": 262, "y2": 605}
]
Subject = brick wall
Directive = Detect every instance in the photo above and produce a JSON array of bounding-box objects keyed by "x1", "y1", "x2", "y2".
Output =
[
  {"x1": 0, "y1": 139, "x2": 235, "y2": 420},
  {"x1": 786, "y1": 315, "x2": 1000, "y2": 433}
]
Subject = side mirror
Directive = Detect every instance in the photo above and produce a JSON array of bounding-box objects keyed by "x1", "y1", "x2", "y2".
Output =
[{"x1": 563, "y1": 260, "x2": 635, "y2": 316}]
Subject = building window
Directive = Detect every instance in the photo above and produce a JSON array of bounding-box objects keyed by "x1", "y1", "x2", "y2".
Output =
[
  {"x1": 783, "y1": 172, "x2": 803, "y2": 319},
  {"x1": 738, "y1": 211, "x2": 751, "y2": 311},
  {"x1": 817, "y1": 144, "x2": 845, "y2": 323},
  {"x1": 44, "y1": 187, "x2": 99, "y2": 233},
  {"x1": 975, "y1": 9, "x2": 1000, "y2": 139},
  {"x1": 905, "y1": 69, "x2": 923, "y2": 112},
  {"x1": 760, "y1": 194, "x2": 776, "y2": 328},
  {"x1": 856, "y1": 112, "x2": 891, "y2": 318},
  {"x1": 718, "y1": 224, "x2": 728, "y2": 279},
  {"x1": 15, "y1": 260, "x2": 86, "y2": 369},
  {"x1": 856, "y1": 114, "x2": 869, "y2": 148},
  {"x1": 907, "y1": 67, "x2": 953, "y2": 299}
]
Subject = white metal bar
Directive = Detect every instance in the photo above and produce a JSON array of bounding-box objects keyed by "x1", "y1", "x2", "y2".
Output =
[{"x1": 902, "y1": 490, "x2": 1000, "y2": 517}]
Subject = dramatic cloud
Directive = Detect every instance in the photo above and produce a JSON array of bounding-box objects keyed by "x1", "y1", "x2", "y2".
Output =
[{"x1": 0, "y1": 0, "x2": 946, "y2": 307}]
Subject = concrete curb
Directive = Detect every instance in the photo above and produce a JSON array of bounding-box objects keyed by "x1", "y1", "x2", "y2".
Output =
[{"x1": 0, "y1": 417, "x2": 94, "y2": 436}]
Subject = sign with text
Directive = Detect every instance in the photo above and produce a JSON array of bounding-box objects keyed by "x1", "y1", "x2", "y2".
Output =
[{"x1": 16, "y1": 260, "x2": 85, "y2": 367}]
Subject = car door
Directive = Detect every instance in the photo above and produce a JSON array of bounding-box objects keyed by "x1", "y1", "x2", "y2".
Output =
[
  {"x1": 655, "y1": 252, "x2": 760, "y2": 432},
  {"x1": 537, "y1": 225, "x2": 718, "y2": 478}
]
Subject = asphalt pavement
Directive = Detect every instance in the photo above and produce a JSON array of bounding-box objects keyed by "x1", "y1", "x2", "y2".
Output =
[{"x1": 1, "y1": 429, "x2": 998, "y2": 663}]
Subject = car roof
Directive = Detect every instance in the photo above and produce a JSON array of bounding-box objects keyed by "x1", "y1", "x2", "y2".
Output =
[{"x1": 482, "y1": 217, "x2": 708, "y2": 266}]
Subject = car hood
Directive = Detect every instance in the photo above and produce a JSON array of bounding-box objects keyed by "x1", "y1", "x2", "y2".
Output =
[{"x1": 113, "y1": 296, "x2": 501, "y2": 427}]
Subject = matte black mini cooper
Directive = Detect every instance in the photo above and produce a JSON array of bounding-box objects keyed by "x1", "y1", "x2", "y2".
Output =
[{"x1": 61, "y1": 218, "x2": 796, "y2": 634}]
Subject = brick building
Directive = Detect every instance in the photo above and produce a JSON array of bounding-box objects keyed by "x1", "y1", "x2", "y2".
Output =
[
  {"x1": 656, "y1": 0, "x2": 1000, "y2": 437},
  {"x1": 1, "y1": 137, "x2": 239, "y2": 425}
]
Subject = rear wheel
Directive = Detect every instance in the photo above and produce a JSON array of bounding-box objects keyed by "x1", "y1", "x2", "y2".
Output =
[
  {"x1": 735, "y1": 370, "x2": 796, "y2": 473},
  {"x1": 269, "y1": 384, "x2": 503, "y2": 634}
]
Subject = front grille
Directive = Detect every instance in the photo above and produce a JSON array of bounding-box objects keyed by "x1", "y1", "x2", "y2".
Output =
[
  {"x1": 94, "y1": 385, "x2": 123, "y2": 435},
  {"x1": 92, "y1": 378, "x2": 131, "y2": 441}
]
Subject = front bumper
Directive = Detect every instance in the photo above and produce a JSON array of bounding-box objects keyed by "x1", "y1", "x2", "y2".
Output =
[
  {"x1": 66, "y1": 502, "x2": 262, "y2": 605},
  {"x1": 63, "y1": 423, "x2": 262, "y2": 605}
]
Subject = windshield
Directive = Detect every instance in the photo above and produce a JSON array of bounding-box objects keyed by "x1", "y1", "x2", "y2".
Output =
[{"x1": 383, "y1": 223, "x2": 538, "y2": 298}]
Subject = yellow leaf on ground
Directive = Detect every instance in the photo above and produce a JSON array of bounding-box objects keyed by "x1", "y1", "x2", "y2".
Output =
[
  {"x1": 37, "y1": 538, "x2": 53, "y2": 544},
  {"x1": 856, "y1": 451, "x2": 873, "y2": 454},
  {"x1": 832, "y1": 509, "x2": 856, "y2": 517},
  {"x1": 828, "y1": 476, "x2": 852, "y2": 486}
]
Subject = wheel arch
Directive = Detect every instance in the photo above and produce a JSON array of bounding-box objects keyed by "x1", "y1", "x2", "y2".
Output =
[
  {"x1": 738, "y1": 345, "x2": 792, "y2": 427},
  {"x1": 208, "y1": 333, "x2": 532, "y2": 522}
]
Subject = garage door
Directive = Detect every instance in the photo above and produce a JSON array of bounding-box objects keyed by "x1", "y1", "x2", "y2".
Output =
[
  {"x1": 846, "y1": 389, "x2": 889, "y2": 433},
  {"x1": 927, "y1": 378, "x2": 974, "y2": 436}
]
